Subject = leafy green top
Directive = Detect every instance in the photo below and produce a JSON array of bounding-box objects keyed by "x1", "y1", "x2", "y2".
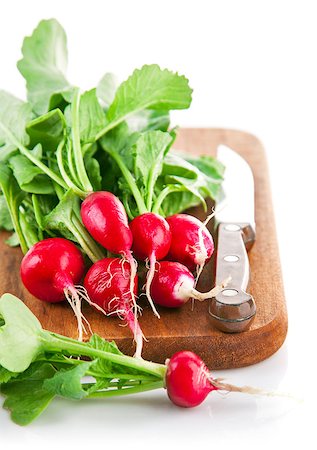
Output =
[
  {"x1": 0, "y1": 18, "x2": 224, "y2": 257},
  {"x1": 0, "y1": 294, "x2": 166, "y2": 425}
]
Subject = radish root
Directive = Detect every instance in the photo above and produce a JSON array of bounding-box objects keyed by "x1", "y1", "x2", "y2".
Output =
[
  {"x1": 191, "y1": 276, "x2": 231, "y2": 301},
  {"x1": 64, "y1": 286, "x2": 86, "y2": 342},
  {"x1": 212, "y1": 377, "x2": 299, "y2": 400},
  {"x1": 145, "y1": 253, "x2": 161, "y2": 319}
]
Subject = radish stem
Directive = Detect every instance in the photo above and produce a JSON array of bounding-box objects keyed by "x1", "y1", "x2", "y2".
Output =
[
  {"x1": 71, "y1": 88, "x2": 93, "y2": 193},
  {"x1": 86, "y1": 381, "x2": 164, "y2": 398},
  {"x1": 43, "y1": 333, "x2": 166, "y2": 378},
  {"x1": 145, "y1": 253, "x2": 160, "y2": 318}
]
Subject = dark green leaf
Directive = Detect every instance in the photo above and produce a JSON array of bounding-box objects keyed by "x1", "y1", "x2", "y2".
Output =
[
  {"x1": 0, "y1": 195, "x2": 13, "y2": 231},
  {"x1": 9, "y1": 153, "x2": 54, "y2": 194},
  {"x1": 43, "y1": 189, "x2": 78, "y2": 237},
  {"x1": 0, "y1": 163, "x2": 27, "y2": 252},
  {"x1": 19, "y1": 204, "x2": 40, "y2": 247},
  {"x1": 101, "y1": 122, "x2": 139, "y2": 171},
  {"x1": 26, "y1": 109, "x2": 66, "y2": 152},
  {"x1": 0, "y1": 365, "x2": 19, "y2": 384},
  {"x1": 84, "y1": 154, "x2": 101, "y2": 191},
  {"x1": 1, "y1": 363, "x2": 56, "y2": 425},
  {"x1": 17, "y1": 19, "x2": 71, "y2": 115}
]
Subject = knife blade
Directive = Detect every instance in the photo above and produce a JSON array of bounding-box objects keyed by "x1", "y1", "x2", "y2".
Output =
[{"x1": 210, "y1": 145, "x2": 256, "y2": 333}]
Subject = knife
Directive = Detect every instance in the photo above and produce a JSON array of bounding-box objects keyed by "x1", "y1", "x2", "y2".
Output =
[{"x1": 210, "y1": 145, "x2": 256, "y2": 333}]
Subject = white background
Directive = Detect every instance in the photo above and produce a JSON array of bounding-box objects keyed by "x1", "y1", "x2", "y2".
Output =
[{"x1": 0, "y1": 0, "x2": 316, "y2": 448}]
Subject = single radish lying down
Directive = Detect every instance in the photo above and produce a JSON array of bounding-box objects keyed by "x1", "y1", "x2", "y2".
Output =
[
  {"x1": 20, "y1": 238, "x2": 87, "y2": 341},
  {"x1": 150, "y1": 261, "x2": 227, "y2": 308},
  {"x1": 130, "y1": 212, "x2": 171, "y2": 318},
  {"x1": 166, "y1": 351, "x2": 276, "y2": 407},
  {"x1": 166, "y1": 214, "x2": 214, "y2": 277},
  {"x1": 166, "y1": 351, "x2": 218, "y2": 407},
  {"x1": 81, "y1": 191, "x2": 138, "y2": 311},
  {"x1": 84, "y1": 257, "x2": 144, "y2": 358}
]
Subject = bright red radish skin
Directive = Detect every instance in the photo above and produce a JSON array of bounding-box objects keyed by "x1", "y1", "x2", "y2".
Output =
[
  {"x1": 150, "y1": 261, "x2": 225, "y2": 308},
  {"x1": 84, "y1": 257, "x2": 144, "y2": 358},
  {"x1": 81, "y1": 192, "x2": 133, "y2": 256},
  {"x1": 166, "y1": 351, "x2": 217, "y2": 407},
  {"x1": 130, "y1": 213, "x2": 171, "y2": 261},
  {"x1": 166, "y1": 350, "x2": 285, "y2": 407},
  {"x1": 166, "y1": 214, "x2": 214, "y2": 272},
  {"x1": 20, "y1": 238, "x2": 85, "y2": 303},
  {"x1": 130, "y1": 213, "x2": 171, "y2": 318},
  {"x1": 81, "y1": 191, "x2": 138, "y2": 311},
  {"x1": 20, "y1": 237, "x2": 87, "y2": 341}
]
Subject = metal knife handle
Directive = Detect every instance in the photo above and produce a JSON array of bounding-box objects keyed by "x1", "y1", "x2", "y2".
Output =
[{"x1": 210, "y1": 222, "x2": 256, "y2": 333}]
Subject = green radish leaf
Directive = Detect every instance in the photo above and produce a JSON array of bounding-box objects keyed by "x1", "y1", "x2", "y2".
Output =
[
  {"x1": 5, "y1": 232, "x2": 20, "y2": 247},
  {"x1": 43, "y1": 362, "x2": 92, "y2": 400},
  {"x1": 161, "y1": 190, "x2": 203, "y2": 217},
  {"x1": 88, "y1": 334, "x2": 124, "y2": 377},
  {"x1": 43, "y1": 189, "x2": 78, "y2": 239},
  {"x1": 0, "y1": 294, "x2": 45, "y2": 372},
  {"x1": 17, "y1": 19, "x2": 72, "y2": 115},
  {"x1": 0, "y1": 163, "x2": 27, "y2": 252},
  {"x1": 78, "y1": 89, "x2": 107, "y2": 145},
  {"x1": 84, "y1": 154, "x2": 101, "y2": 191},
  {"x1": 159, "y1": 152, "x2": 224, "y2": 214},
  {"x1": 88, "y1": 334, "x2": 154, "y2": 379},
  {"x1": 9, "y1": 153, "x2": 54, "y2": 194},
  {"x1": 0, "y1": 91, "x2": 33, "y2": 161},
  {"x1": 19, "y1": 202, "x2": 40, "y2": 248},
  {"x1": 32, "y1": 194, "x2": 59, "y2": 230},
  {"x1": 1, "y1": 363, "x2": 56, "y2": 425},
  {"x1": 185, "y1": 154, "x2": 225, "y2": 180},
  {"x1": 127, "y1": 109, "x2": 170, "y2": 133},
  {"x1": 97, "y1": 73, "x2": 118, "y2": 110},
  {"x1": 134, "y1": 130, "x2": 172, "y2": 210},
  {"x1": 106, "y1": 64, "x2": 192, "y2": 129},
  {"x1": 0, "y1": 365, "x2": 19, "y2": 384},
  {"x1": 134, "y1": 130, "x2": 172, "y2": 181},
  {"x1": 0, "y1": 195, "x2": 14, "y2": 231},
  {"x1": 26, "y1": 109, "x2": 66, "y2": 152},
  {"x1": 101, "y1": 123, "x2": 140, "y2": 172}
]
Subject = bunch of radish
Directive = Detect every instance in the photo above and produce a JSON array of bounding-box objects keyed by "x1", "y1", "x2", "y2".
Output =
[{"x1": 19, "y1": 187, "x2": 224, "y2": 360}]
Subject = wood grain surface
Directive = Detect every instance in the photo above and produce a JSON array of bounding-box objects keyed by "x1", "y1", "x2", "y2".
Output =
[{"x1": 0, "y1": 128, "x2": 288, "y2": 369}]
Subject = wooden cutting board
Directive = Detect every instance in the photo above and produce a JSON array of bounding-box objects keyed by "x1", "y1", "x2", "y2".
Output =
[{"x1": 0, "y1": 128, "x2": 287, "y2": 369}]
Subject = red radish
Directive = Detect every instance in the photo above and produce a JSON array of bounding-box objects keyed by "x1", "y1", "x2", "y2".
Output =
[
  {"x1": 84, "y1": 257, "x2": 144, "y2": 358},
  {"x1": 150, "y1": 261, "x2": 227, "y2": 308},
  {"x1": 20, "y1": 238, "x2": 87, "y2": 340},
  {"x1": 80, "y1": 191, "x2": 138, "y2": 311},
  {"x1": 166, "y1": 351, "x2": 283, "y2": 408},
  {"x1": 129, "y1": 213, "x2": 171, "y2": 318},
  {"x1": 166, "y1": 351, "x2": 218, "y2": 407},
  {"x1": 166, "y1": 214, "x2": 214, "y2": 276}
]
